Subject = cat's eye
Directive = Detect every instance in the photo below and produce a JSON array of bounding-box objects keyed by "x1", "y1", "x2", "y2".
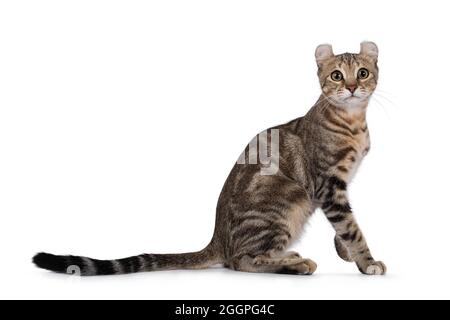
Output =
[
  {"x1": 331, "y1": 70, "x2": 343, "y2": 81},
  {"x1": 357, "y1": 68, "x2": 369, "y2": 79}
]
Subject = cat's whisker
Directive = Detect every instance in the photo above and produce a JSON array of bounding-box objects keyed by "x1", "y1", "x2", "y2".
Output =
[
  {"x1": 372, "y1": 91, "x2": 397, "y2": 106},
  {"x1": 370, "y1": 95, "x2": 391, "y2": 118},
  {"x1": 314, "y1": 96, "x2": 332, "y2": 115},
  {"x1": 318, "y1": 100, "x2": 331, "y2": 115},
  {"x1": 374, "y1": 88, "x2": 395, "y2": 96}
]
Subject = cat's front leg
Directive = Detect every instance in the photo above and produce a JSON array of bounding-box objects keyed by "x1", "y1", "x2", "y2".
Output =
[{"x1": 321, "y1": 182, "x2": 386, "y2": 275}]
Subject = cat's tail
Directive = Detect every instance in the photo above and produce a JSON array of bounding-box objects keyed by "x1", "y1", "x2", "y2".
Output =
[{"x1": 32, "y1": 243, "x2": 220, "y2": 276}]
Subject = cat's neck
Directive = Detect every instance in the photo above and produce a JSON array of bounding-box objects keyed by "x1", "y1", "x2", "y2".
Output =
[{"x1": 314, "y1": 94, "x2": 368, "y2": 124}]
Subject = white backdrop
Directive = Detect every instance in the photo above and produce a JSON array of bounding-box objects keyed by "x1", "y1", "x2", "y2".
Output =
[{"x1": 1, "y1": 0, "x2": 448, "y2": 299}]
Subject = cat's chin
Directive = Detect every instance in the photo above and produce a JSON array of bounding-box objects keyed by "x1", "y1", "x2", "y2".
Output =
[
  {"x1": 322, "y1": 94, "x2": 369, "y2": 109},
  {"x1": 339, "y1": 96, "x2": 369, "y2": 108},
  {"x1": 346, "y1": 96, "x2": 363, "y2": 104}
]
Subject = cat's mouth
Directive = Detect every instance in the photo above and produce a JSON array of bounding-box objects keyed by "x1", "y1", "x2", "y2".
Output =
[{"x1": 345, "y1": 95, "x2": 362, "y2": 101}]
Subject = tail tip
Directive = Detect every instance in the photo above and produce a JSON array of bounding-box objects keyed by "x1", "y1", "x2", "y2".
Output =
[{"x1": 32, "y1": 252, "x2": 67, "y2": 273}]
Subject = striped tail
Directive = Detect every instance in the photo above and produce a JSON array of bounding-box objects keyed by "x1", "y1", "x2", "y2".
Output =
[{"x1": 32, "y1": 245, "x2": 219, "y2": 276}]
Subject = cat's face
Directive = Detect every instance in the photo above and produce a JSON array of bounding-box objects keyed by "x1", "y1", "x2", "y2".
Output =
[{"x1": 315, "y1": 42, "x2": 378, "y2": 108}]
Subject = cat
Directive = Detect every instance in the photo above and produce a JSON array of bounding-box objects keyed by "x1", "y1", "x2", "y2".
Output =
[{"x1": 33, "y1": 41, "x2": 386, "y2": 276}]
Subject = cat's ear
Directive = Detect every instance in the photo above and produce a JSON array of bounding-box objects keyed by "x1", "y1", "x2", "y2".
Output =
[
  {"x1": 315, "y1": 44, "x2": 334, "y2": 66},
  {"x1": 360, "y1": 41, "x2": 378, "y2": 61}
]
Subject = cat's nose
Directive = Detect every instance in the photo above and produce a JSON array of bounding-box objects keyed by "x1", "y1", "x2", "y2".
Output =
[{"x1": 346, "y1": 84, "x2": 357, "y2": 94}]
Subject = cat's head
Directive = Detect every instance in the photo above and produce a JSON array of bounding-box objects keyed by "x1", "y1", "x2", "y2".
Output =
[{"x1": 315, "y1": 42, "x2": 378, "y2": 108}]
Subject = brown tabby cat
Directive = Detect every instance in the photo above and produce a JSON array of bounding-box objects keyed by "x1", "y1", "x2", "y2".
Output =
[{"x1": 33, "y1": 41, "x2": 386, "y2": 276}]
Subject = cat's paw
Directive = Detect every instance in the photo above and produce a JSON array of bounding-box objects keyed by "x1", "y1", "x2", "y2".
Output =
[
  {"x1": 361, "y1": 261, "x2": 386, "y2": 275},
  {"x1": 291, "y1": 258, "x2": 317, "y2": 275},
  {"x1": 277, "y1": 258, "x2": 317, "y2": 275},
  {"x1": 334, "y1": 235, "x2": 353, "y2": 262}
]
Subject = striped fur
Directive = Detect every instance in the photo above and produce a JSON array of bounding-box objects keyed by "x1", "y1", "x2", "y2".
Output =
[
  {"x1": 33, "y1": 41, "x2": 385, "y2": 276},
  {"x1": 33, "y1": 247, "x2": 219, "y2": 276}
]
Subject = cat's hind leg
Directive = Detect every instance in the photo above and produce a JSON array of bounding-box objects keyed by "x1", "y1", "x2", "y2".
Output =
[
  {"x1": 227, "y1": 175, "x2": 316, "y2": 275},
  {"x1": 233, "y1": 251, "x2": 317, "y2": 275}
]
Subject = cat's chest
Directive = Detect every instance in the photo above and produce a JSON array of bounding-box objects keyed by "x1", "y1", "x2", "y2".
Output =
[{"x1": 336, "y1": 129, "x2": 370, "y2": 182}]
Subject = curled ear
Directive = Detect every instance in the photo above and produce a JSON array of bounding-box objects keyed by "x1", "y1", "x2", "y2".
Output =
[
  {"x1": 360, "y1": 41, "x2": 378, "y2": 61},
  {"x1": 315, "y1": 44, "x2": 334, "y2": 66}
]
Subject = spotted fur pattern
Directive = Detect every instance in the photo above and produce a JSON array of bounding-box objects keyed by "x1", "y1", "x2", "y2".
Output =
[{"x1": 33, "y1": 42, "x2": 385, "y2": 276}]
